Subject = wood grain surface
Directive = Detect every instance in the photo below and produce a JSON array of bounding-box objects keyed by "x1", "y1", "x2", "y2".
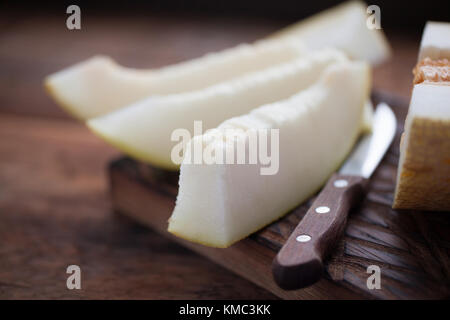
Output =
[
  {"x1": 0, "y1": 9, "x2": 428, "y2": 299},
  {"x1": 109, "y1": 92, "x2": 450, "y2": 300},
  {"x1": 0, "y1": 113, "x2": 277, "y2": 299}
]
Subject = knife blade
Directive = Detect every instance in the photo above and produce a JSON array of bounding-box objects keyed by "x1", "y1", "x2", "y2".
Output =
[{"x1": 272, "y1": 102, "x2": 397, "y2": 290}]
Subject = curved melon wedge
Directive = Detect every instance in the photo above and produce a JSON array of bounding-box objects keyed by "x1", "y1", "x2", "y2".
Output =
[
  {"x1": 87, "y1": 49, "x2": 347, "y2": 170},
  {"x1": 168, "y1": 61, "x2": 370, "y2": 248},
  {"x1": 45, "y1": 40, "x2": 305, "y2": 119},
  {"x1": 269, "y1": 0, "x2": 390, "y2": 65}
]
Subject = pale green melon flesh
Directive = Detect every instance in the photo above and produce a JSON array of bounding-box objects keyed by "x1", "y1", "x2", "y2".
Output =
[
  {"x1": 45, "y1": 40, "x2": 305, "y2": 119},
  {"x1": 169, "y1": 62, "x2": 370, "y2": 247},
  {"x1": 418, "y1": 21, "x2": 450, "y2": 61},
  {"x1": 46, "y1": 1, "x2": 389, "y2": 121},
  {"x1": 269, "y1": 0, "x2": 390, "y2": 65},
  {"x1": 87, "y1": 49, "x2": 348, "y2": 170},
  {"x1": 394, "y1": 21, "x2": 450, "y2": 211}
]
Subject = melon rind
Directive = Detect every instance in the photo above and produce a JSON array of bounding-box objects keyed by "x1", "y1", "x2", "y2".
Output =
[
  {"x1": 393, "y1": 21, "x2": 450, "y2": 211},
  {"x1": 393, "y1": 84, "x2": 450, "y2": 211}
]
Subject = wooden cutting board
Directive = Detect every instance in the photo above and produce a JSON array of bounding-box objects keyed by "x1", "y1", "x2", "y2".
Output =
[{"x1": 108, "y1": 91, "x2": 450, "y2": 299}]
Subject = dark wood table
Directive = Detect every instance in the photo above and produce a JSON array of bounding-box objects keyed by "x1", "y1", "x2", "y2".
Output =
[{"x1": 0, "y1": 11, "x2": 420, "y2": 299}]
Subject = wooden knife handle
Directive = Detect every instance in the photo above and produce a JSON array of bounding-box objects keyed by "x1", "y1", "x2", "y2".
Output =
[{"x1": 272, "y1": 173, "x2": 368, "y2": 290}]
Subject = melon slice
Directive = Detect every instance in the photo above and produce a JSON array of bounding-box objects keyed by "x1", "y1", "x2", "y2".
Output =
[
  {"x1": 269, "y1": 0, "x2": 390, "y2": 65},
  {"x1": 393, "y1": 84, "x2": 450, "y2": 211},
  {"x1": 87, "y1": 49, "x2": 348, "y2": 170},
  {"x1": 46, "y1": 1, "x2": 388, "y2": 121},
  {"x1": 168, "y1": 61, "x2": 370, "y2": 248},
  {"x1": 393, "y1": 21, "x2": 450, "y2": 211},
  {"x1": 45, "y1": 40, "x2": 305, "y2": 119}
]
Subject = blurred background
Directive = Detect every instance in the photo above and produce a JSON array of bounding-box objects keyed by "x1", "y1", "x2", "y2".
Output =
[
  {"x1": 2, "y1": 0, "x2": 449, "y2": 118},
  {"x1": 0, "y1": 0, "x2": 448, "y2": 299}
]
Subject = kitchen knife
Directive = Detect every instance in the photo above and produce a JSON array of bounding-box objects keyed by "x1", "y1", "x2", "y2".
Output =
[{"x1": 272, "y1": 103, "x2": 397, "y2": 290}]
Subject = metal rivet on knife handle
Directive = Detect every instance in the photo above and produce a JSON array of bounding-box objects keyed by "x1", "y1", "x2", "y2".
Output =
[
  {"x1": 315, "y1": 206, "x2": 330, "y2": 214},
  {"x1": 296, "y1": 234, "x2": 311, "y2": 242},
  {"x1": 272, "y1": 104, "x2": 397, "y2": 291},
  {"x1": 334, "y1": 179, "x2": 348, "y2": 188}
]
